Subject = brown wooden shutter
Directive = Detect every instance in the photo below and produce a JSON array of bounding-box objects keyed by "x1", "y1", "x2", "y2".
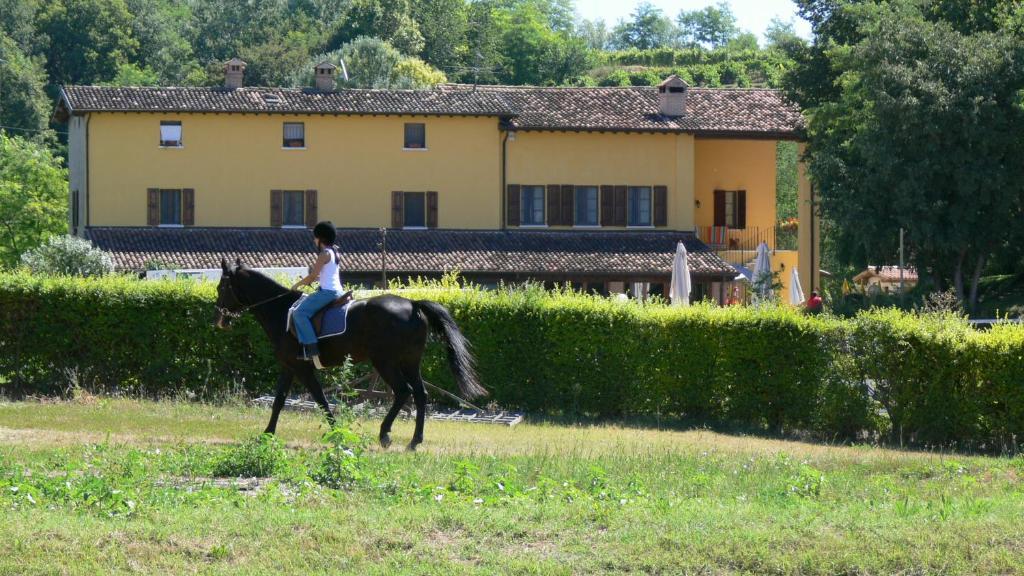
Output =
[
  {"x1": 613, "y1": 185, "x2": 627, "y2": 226},
  {"x1": 391, "y1": 191, "x2": 404, "y2": 228},
  {"x1": 560, "y1": 185, "x2": 574, "y2": 226},
  {"x1": 182, "y1": 188, "x2": 195, "y2": 226},
  {"x1": 546, "y1": 184, "x2": 560, "y2": 226},
  {"x1": 147, "y1": 188, "x2": 159, "y2": 226},
  {"x1": 600, "y1": 185, "x2": 613, "y2": 226},
  {"x1": 713, "y1": 190, "x2": 726, "y2": 227},
  {"x1": 507, "y1": 184, "x2": 520, "y2": 226},
  {"x1": 270, "y1": 190, "x2": 283, "y2": 227},
  {"x1": 737, "y1": 190, "x2": 747, "y2": 229},
  {"x1": 653, "y1": 185, "x2": 667, "y2": 227},
  {"x1": 427, "y1": 191, "x2": 438, "y2": 228},
  {"x1": 305, "y1": 189, "x2": 318, "y2": 227}
]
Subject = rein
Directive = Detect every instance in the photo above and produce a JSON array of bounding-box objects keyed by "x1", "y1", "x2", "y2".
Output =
[{"x1": 217, "y1": 284, "x2": 295, "y2": 319}]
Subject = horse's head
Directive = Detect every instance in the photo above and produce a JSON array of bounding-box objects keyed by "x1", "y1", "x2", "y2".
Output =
[{"x1": 214, "y1": 258, "x2": 246, "y2": 329}]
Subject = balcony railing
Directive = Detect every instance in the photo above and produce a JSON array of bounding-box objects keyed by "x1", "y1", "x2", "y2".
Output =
[{"x1": 695, "y1": 224, "x2": 798, "y2": 266}]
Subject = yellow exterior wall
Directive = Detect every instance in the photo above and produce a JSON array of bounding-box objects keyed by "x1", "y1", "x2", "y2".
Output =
[
  {"x1": 505, "y1": 131, "x2": 695, "y2": 230},
  {"x1": 87, "y1": 113, "x2": 502, "y2": 228},
  {"x1": 693, "y1": 139, "x2": 777, "y2": 232}
]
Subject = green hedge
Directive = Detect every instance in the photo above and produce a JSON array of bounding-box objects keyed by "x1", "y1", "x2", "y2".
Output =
[{"x1": 1, "y1": 273, "x2": 1022, "y2": 450}]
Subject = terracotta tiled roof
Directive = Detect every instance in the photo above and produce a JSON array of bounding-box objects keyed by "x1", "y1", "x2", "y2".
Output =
[
  {"x1": 58, "y1": 84, "x2": 803, "y2": 137},
  {"x1": 58, "y1": 86, "x2": 515, "y2": 117},
  {"x1": 855, "y1": 266, "x2": 919, "y2": 282},
  {"x1": 86, "y1": 227, "x2": 735, "y2": 277},
  {"x1": 445, "y1": 84, "x2": 804, "y2": 137}
]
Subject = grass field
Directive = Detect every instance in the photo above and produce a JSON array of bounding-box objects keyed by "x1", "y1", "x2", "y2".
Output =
[{"x1": 0, "y1": 398, "x2": 1022, "y2": 575}]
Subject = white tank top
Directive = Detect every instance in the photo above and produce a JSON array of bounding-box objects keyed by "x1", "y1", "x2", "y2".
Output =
[{"x1": 318, "y1": 247, "x2": 342, "y2": 291}]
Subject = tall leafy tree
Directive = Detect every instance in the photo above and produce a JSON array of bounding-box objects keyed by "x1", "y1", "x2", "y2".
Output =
[
  {"x1": 799, "y1": 2, "x2": 1024, "y2": 307},
  {"x1": 676, "y1": 1, "x2": 739, "y2": 48},
  {"x1": 412, "y1": 0, "x2": 468, "y2": 72},
  {"x1": 331, "y1": 0, "x2": 425, "y2": 56},
  {"x1": 0, "y1": 133, "x2": 67, "y2": 268},
  {"x1": 0, "y1": 32, "x2": 51, "y2": 136},
  {"x1": 36, "y1": 0, "x2": 138, "y2": 85},
  {"x1": 612, "y1": 2, "x2": 674, "y2": 50}
]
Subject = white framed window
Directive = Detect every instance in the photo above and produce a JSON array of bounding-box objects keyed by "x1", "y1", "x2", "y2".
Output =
[
  {"x1": 282, "y1": 191, "x2": 305, "y2": 226},
  {"x1": 160, "y1": 121, "x2": 182, "y2": 147},
  {"x1": 521, "y1": 185, "x2": 545, "y2": 226},
  {"x1": 628, "y1": 186, "x2": 652, "y2": 227},
  {"x1": 574, "y1": 186, "x2": 599, "y2": 226},
  {"x1": 283, "y1": 122, "x2": 305, "y2": 148}
]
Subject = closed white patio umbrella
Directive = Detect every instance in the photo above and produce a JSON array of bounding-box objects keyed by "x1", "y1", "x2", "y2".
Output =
[
  {"x1": 789, "y1": 266, "x2": 805, "y2": 306},
  {"x1": 752, "y1": 242, "x2": 773, "y2": 299},
  {"x1": 669, "y1": 241, "x2": 691, "y2": 306}
]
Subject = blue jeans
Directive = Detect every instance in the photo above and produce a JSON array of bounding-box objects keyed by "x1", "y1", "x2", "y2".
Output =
[{"x1": 293, "y1": 288, "x2": 343, "y2": 345}]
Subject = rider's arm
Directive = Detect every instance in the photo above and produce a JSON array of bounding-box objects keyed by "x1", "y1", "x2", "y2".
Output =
[{"x1": 291, "y1": 251, "x2": 331, "y2": 290}]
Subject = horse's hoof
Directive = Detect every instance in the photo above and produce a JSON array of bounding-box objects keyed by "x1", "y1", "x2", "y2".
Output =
[
  {"x1": 406, "y1": 442, "x2": 418, "y2": 452},
  {"x1": 379, "y1": 435, "x2": 392, "y2": 449}
]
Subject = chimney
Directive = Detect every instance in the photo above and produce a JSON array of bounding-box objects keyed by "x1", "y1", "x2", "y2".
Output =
[
  {"x1": 224, "y1": 58, "x2": 247, "y2": 89},
  {"x1": 657, "y1": 75, "x2": 688, "y2": 118},
  {"x1": 314, "y1": 61, "x2": 338, "y2": 91}
]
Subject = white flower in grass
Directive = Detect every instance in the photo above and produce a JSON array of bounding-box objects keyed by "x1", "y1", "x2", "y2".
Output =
[{"x1": 434, "y1": 494, "x2": 444, "y2": 502}]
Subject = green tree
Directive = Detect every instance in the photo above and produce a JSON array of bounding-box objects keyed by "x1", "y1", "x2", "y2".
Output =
[
  {"x1": 413, "y1": 0, "x2": 468, "y2": 71},
  {"x1": 799, "y1": 3, "x2": 1024, "y2": 308},
  {"x1": 102, "y1": 62, "x2": 160, "y2": 86},
  {"x1": 332, "y1": 0, "x2": 425, "y2": 56},
  {"x1": 0, "y1": 133, "x2": 67, "y2": 268},
  {"x1": 36, "y1": 0, "x2": 139, "y2": 85},
  {"x1": 0, "y1": 32, "x2": 51, "y2": 136},
  {"x1": 293, "y1": 37, "x2": 446, "y2": 89},
  {"x1": 21, "y1": 234, "x2": 113, "y2": 276},
  {"x1": 123, "y1": 0, "x2": 202, "y2": 85},
  {"x1": 764, "y1": 17, "x2": 800, "y2": 47},
  {"x1": 677, "y1": 1, "x2": 739, "y2": 48},
  {"x1": 613, "y1": 2, "x2": 675, "y2": 50},
  {"x1": 579, "y1": 18, "x2": 611, "y2": 50}
]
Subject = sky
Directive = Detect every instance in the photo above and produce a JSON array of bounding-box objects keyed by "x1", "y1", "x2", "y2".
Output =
[{"x1": 573, "y1": 0, "x2": 813, "y2": 43}]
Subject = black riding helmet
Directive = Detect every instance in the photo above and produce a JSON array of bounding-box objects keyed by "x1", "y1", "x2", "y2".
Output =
[{"x1": 313, "y1": 221, "x2": 337, "y2": 245}]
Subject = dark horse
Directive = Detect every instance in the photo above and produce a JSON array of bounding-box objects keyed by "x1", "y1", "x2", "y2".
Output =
[{"x1": 213, "y1": 259, "x2": 486, "y2": 450}]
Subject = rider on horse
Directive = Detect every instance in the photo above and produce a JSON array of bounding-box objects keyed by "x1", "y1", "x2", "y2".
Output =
[{"x1": 290, "y1": 221, "x2": 343, "y2": 364}]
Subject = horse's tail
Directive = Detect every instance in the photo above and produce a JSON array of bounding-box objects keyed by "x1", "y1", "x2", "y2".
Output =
[{"x1": 415, "y1": 300, "x2": 487, "y2": 400}]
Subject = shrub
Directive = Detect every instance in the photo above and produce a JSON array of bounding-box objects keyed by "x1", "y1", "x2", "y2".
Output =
[
  {"x1": 20, "y1": 235, "x2": 114, "y2": 277},
  {"x1": 1, "y1": 272, "x2": 1023, "y2": 449},
  {"x1": 211, "y1": 434, "x2": 286, "y2": 478}
]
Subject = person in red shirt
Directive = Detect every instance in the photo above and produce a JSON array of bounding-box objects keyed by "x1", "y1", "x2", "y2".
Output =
[{"x1": 805, "y1": 290, "x2": 823, "y2": 314}]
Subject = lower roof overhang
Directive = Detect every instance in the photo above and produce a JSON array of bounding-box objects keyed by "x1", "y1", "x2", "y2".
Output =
[{"x1": 86, "y1": 227, "x2": 737, "y2": 279}]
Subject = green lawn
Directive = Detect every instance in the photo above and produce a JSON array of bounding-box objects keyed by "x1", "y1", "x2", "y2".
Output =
[
  {"x1": 976, "y1": 273, "x2": 1024, "y2": 319},
  {"x1": 0, "y1": 398, "x2": 1022, "y2": 575}
]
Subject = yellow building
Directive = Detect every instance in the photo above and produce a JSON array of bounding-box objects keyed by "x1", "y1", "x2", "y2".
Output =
[{"x1": 56, "y1": 62, "x2": 817, "y2": 299}]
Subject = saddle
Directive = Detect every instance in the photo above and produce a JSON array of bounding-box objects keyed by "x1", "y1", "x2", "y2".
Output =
[{"x1": 287, "y1": 290, "x2": 354, "y2": 340}]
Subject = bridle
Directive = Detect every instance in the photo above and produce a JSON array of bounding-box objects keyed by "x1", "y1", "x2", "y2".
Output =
[{"x1": 216, "y1": 278, "x2": 294, "y2": 319}]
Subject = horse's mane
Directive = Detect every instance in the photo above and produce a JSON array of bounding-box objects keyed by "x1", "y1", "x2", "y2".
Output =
[{"x1": 235, "y1": 266, "x2": 295, "y2": 298}]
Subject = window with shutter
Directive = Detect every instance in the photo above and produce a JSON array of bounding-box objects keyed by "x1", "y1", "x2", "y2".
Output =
[
  {"x1": 427, "y1": 191, "x2": 438, "y2": 228},
  {"x1": 506, "y1": 185, "x2": 521, "y2": 226},
  {"x1": 613, "y1": 185, "x2": 627, "y2": 226},
  {"x1": 715, "y1": 190, "x2": 746, "y2": 229},
  {"x1": 560, "y1": 185, "x2": 573, "y2": 226},
  {"x1": 575, "y1": 186, "x2": 599, "y2": 226},
  {"x1": 305, "y1": 190, "x2": 318, "y2": 227},
  {"x1": 600, "y1": 186, "x2": 614, "y2": 226},
  {"x1": 547, "y1": 185, "x2": 560, "y2": 225},
  {"x1": 271, "y1": 190, "x2": 283, "y2": 227},
  {"x1": 159, "y1": 121, "x2": 182, "y2": 147},
  {"x1": 283, "y1": 123, "x2": 305, "y2": 148},
  {"x1": 653, "y1": 185, "x2": 667, "y2": 227}
]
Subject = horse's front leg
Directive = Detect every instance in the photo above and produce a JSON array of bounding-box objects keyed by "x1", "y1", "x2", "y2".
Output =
[
  {"x1": 296, "y1": 363, "x2": 336, "y2": 428},
  {"x1": 264, "y1": 369, "x2": 294, "y2": 435}
]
